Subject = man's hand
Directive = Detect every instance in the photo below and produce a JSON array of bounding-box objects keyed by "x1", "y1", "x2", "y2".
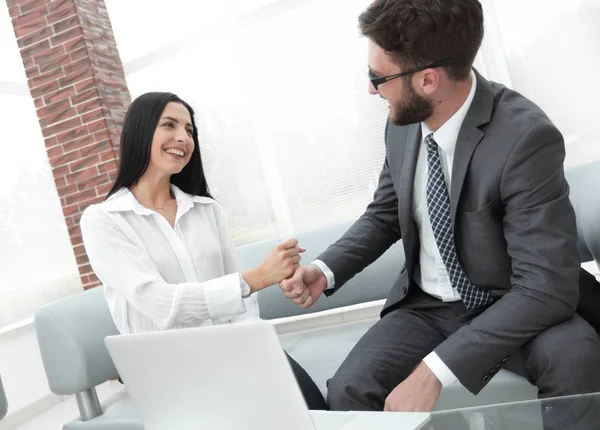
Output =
[
  {"x1": 384, "y1": 362, "x2": 442, "y2": 412},
  {"x1": 279, "y1": 264, "x2": 327, "y2": 308}
]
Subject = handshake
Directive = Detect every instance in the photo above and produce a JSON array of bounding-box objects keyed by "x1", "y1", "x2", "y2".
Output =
[{"x1": 246, "y1": 238, "x2": 327, "y2": 309}]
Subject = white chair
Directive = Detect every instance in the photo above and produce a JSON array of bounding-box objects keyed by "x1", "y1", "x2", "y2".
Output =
[{"x1": 0, "y1": 374, "x2": 7, "y2": 421}]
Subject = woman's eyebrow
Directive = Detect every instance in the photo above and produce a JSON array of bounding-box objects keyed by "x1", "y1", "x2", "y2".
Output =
[{"x1": 160, "y1": 116, "x2": 193, "y2": 128}]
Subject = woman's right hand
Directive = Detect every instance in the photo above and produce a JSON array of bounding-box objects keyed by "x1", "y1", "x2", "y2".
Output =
[
  {"x1": 260, "y1": 238, "x2": 305, "y2": 286},
  {"x1": 243, "y1": 238, "x2": 305, "y2": 293}
]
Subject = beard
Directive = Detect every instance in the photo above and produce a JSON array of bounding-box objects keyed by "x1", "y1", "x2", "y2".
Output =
[{"x1": 388, "y1": 80, "x2": 434, "y2": 126}]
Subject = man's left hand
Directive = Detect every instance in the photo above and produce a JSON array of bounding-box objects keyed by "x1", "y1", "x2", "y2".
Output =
[{"x1": 384, "y1": 362, "x2": 442, "y2": 412}]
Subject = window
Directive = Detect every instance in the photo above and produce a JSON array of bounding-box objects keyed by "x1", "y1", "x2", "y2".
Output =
[
  {"x1": 106, "y1": 0, "x2": 390, "y2": 244},
  {"x1": 0, "y1": 5, "x2": 81, "y2": 328},
  {"x1": 106, "y1": 0, "x2": 512, "y2": 245}
]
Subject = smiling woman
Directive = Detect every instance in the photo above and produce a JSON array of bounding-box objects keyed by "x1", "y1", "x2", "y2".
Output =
[
  {"x1": 105, "y1": 93, "x2": 210, "y2": 205},
  {"x1": 151, "y1": 106, "x2": 195, "y2": 171},
  {"x1": 79, "y1": 91, "x2": 327, "y2": 409}
]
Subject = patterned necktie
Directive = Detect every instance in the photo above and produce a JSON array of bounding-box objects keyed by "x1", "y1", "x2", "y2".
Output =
[{"x1": 424, "y1": 133, "x2": 493, "y2": 309}]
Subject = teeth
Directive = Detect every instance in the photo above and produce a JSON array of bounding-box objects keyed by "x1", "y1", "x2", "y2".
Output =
[{"x1": 165, "y1": 149, "x2": 184, "y2": 157}]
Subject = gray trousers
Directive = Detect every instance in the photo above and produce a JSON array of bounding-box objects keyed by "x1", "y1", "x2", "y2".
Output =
[{"x1": 327, "y1": 286, "x2": 600, "y2": 428}]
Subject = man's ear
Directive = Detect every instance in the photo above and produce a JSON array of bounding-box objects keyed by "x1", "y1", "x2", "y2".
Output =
[{"x1": 419, "y1": 68, "x2": 442, "y2": 96}]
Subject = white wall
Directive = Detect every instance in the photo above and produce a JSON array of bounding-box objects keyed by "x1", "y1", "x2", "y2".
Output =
[
  {"x1": 490, "y1": 0, "x2": 600, "y2": 166},
  {"x1": 0, "y1": 324, "x2": 59, "y2": 428}
]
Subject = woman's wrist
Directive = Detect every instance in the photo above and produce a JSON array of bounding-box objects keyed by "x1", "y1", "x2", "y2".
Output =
[{"x1": 242, "y1": 267, "x2": 268, "y2": 293}]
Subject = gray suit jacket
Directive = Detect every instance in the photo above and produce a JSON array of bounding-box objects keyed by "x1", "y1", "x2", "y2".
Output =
[{"x1": 318, "y1": 70, "x2": 580, "y2": 394}]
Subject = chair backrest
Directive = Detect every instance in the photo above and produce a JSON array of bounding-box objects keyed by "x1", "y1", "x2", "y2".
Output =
[
  {"x1": 0, "y1": 374, "x2": 7, "y2": 421},
  {"x1": 565, "y1": 161, "x2": 600, "y2": 265},
  {"x1": 237, "y1": 221, "x2": 405, "y2": 319},
  {"x1": 35, "y1": 286, "x2": 119, "y2": 395}
]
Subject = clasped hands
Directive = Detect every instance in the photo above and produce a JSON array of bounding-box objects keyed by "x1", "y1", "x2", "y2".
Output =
[{"x1": 277, "y1": 259, "x2": 442, "y2": 412}]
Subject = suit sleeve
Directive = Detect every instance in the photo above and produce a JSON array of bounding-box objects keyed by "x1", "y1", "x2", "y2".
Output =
[
  {"x1": 319, "y1": 122, "x2": 402, "y2": 293},
  {"x1": 434, "y1": 123, "x2": 580, "y2": 394}
]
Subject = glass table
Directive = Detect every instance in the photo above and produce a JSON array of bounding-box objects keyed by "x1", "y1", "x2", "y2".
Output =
[
  {"x1": 310, "y1": 393, "x2": 600, "y2": 429},
  {"x1": 428, "y1": 392, "x2": 600, "y2": 430}
]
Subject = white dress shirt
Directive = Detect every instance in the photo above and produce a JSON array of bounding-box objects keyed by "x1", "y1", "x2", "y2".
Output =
[
  {"x1": 314, "y1": 72, "x2": 477, "y2": 387},
  {"x1": 80, "y1": 185, "x2": 259, "y2": 334}
]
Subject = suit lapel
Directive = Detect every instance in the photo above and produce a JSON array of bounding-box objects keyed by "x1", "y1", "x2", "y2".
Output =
[
  {"x1": 450, "y1": 126, "x2": 484, "y2": 224},
  {"x1": 450, "y1": 70, "x2": 496, "y2": 224},
  {"x1": 398, "y1": 124, "x2": 421, "y2": 259}
]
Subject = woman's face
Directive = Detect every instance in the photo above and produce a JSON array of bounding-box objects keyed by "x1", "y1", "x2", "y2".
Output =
[{"x1": 148, "y1": 102, "x2": 195, "y2": 176}]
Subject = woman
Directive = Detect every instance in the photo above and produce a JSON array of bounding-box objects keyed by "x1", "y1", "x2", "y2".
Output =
[{"x1": 80, "y1": 92, "x2": 327, "y2": 410}]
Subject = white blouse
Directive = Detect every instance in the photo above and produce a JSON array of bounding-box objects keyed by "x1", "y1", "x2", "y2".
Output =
[{"x1": 80, "y1": 185, "x2": 259, "y2": 334}]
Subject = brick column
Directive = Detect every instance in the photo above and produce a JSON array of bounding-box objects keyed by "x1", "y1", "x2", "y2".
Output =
[{"x1": 7, "y1": 0, "x2": 130, "y2": 289}]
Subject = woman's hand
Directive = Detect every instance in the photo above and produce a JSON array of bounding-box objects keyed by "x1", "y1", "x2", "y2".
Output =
[
  {"x1": 243, "y1": 238, "x2": 305, "y2": 293},
  {"x1": 261, "y1": 238, "x2": 305, "y2": 285}
]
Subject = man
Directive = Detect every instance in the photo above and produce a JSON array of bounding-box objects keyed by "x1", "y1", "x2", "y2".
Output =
[{"x1": 280, "y1": 0, "x2": 600, "y2": 415}]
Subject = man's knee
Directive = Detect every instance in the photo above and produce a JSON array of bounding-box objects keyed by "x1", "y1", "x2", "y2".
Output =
[
  {"x1": 326, "y1": 373, "x2": 351, "y2": 411},
  {"x1": 326, "y1": 372, "x2": 383, "y2": 411},
  {"x1": 531, "y1": 315, "x2": 600, "y2": 363},
  {"x1": 527, "y1": 315, "x2": 600, "y2": 394}
]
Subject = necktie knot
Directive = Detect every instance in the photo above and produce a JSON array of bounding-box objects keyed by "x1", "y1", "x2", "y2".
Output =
[{"x1": 424, "y1": 133, "x2": 438, "y2": 153}]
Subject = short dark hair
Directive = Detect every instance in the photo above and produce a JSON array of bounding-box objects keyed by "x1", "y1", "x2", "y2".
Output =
[
  {"x1": 359, "y1": 0, "x2": 484, "y2": 81},
  {"x1": 106, "y1": 92, "x2": 211, "y2": 199}
]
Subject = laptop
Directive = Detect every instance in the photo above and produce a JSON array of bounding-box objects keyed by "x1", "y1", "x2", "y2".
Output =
[
  {"x1": 105, "y1": 320, "x2": 431, "y2": 430},
  {"x1": 105, "y1": 321, "x2": 318, "y2": 430}
]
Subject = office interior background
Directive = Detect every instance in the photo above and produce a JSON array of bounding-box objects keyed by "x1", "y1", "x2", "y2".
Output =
[{"x1": 0, "y1": 0, "x2": 599, "y2": 428}]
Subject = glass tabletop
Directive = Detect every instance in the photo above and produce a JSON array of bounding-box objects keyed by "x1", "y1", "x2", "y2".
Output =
[{"x1": 427, "y1": 392, "x2": 600, "y2": 430}]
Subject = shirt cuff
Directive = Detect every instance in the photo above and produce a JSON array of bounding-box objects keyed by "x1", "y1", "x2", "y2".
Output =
[
  {"x1": 422, "y1": 352, "x2": 460, "y2": 387},
  {"x1": 203, "y1": 273, "x2": 246, "y2": 319},
  {"x1": 311, "y1": 259, "x2": 335, "y2": 290}
]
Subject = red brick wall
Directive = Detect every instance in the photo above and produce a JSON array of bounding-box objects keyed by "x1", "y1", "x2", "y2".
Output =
[{"x1": 7, "y1": 0, "x2": 130, "y2": 289}]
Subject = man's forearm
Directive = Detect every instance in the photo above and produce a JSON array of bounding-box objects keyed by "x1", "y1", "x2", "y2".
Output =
[{"x1": 318, "y1": 212, "x2": 400, "y2": 292}]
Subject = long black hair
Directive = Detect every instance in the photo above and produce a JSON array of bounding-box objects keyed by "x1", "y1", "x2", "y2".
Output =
[{"x1": 106, "y1": 92, "x2": 211, "y2": 199}]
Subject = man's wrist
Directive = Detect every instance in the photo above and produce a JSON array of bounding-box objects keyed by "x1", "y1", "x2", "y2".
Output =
[
  {"x1": 309, "y1": 263, "x2": 324, "y2": 275},
  {"x1": 416, "y1": 362, "x2": 442, "y2": 388},
  {"x1": 311, "y1": 259, "x2": 335, "y2": 289},
  {"x1": 422, "y1": 352, "x2": 459, "y2": 387}
]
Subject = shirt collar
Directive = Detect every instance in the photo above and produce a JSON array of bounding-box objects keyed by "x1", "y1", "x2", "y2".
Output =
[
  {"x1": 103, "y1": 184, "x2": 213, "y2": 215},
  {"x1": 420, "y1": 70, "x2": 477, "y2": 155}
]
